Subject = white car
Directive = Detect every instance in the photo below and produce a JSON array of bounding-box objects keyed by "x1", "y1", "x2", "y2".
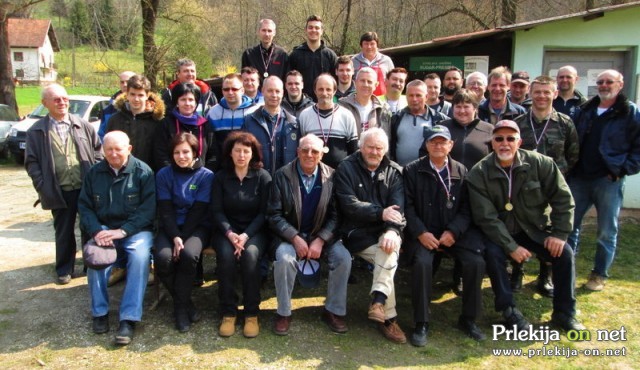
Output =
[{"x1": 8, "y1": 95, "x2": 110, "y2": 164}]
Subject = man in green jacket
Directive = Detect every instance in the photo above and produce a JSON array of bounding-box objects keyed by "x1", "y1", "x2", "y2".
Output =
[{"x1": 466, "y1": 120, "x2": 585, "y2": 333}]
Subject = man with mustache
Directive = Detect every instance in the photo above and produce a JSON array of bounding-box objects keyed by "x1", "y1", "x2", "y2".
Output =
[
  {"x1": 378, "y1": 68, "x2": 408, "y2": 114},
  {"x1": 467, "y1": 120, "x2": 585, "y2": 333},
  {"x1": 567, "y1": 69, "x2": 640, "y2": 291}
]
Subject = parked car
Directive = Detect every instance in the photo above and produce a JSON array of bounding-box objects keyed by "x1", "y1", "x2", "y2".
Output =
[
  {"x1": 0, "y1": 104, "x2": 21, "y2": 159},
  {"x1": 8, "y1": 95, "x2": 110, "y2": 164}
]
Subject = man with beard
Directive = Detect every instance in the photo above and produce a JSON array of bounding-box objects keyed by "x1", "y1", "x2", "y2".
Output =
[
  {"x1": 553, "y1": 65, "x2": 587, "y2": 120},
  {"x1": 467, "y1": 120, "x2": 585, "y2": 333},
  {"x1": 441, "y1": 67, "x2": 463, "y2": 103},
  {"x1": 567, "y1": 69, "x2": 640, "y2": 291}
]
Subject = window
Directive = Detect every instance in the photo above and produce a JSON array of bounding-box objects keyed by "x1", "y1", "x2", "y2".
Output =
[
  {"x1": 15, "y1": 69, "x2": 24, "y2": 78},
  {"x1": 13, "y1": 52, "x2": 24, "y2": 62}
]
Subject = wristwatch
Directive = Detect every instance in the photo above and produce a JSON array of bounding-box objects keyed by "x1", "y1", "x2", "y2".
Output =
[{"x1": 120, "y1": 229, "x2": 127, "y2": 237}]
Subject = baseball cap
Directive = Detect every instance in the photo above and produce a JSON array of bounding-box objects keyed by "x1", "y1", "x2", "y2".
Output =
[
  {"x1": 425, "y1": 125, "x2": 452, "y2": 141},
  {"x1": 511, "y1": 71, "x2": 530, "y2": 84},
  {"x1": 493, "y1": 120, "x2": 520, "y2": 134}
]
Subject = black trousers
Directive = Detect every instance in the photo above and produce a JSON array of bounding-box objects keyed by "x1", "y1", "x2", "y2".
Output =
[
  {"x1": 154, "y1": 227, "x2": 208, "y2": 311},
  {"x1": 214, "y1": 231, "x2": 267, "y2": 317},
  {"x1": 484, "y1": 232, "x2": 576, "y2": 317},
  {"x1": 411, "y1": 241, "x2": 485, "y2": 323},
  {"x1": 51, "y1": 189, "x2": 81, "y2": 277}
]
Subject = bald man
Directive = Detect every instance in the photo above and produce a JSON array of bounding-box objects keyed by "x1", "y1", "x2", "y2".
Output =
[
  {"x1": 242, "y1": 76, "x2": 299, "y2": 175},
  {"x1": 25, "y1": 83, "x2": 102, "y2": 285},
  {"x1": 78, "y1": 131, "x2": 156, "y2": 345}
]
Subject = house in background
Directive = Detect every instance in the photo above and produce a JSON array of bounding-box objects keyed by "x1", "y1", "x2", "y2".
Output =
[
  {"x1": 8, "y1": 18, "x2": 60, "y2": 84},
  {"x1": 382, "y1": 1, "x2": 640, "y2": 207}
]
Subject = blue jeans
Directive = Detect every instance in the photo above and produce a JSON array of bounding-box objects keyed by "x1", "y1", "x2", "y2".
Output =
[
  {"x1": 567, "y1": 176, "x2": 624, "y2": 278},
  {"x1": 87, "y1": 231, "x2": 152, "y2": 321},
  {"x1": 274, "y1": 241, "x2": 351, "y2": 316}
]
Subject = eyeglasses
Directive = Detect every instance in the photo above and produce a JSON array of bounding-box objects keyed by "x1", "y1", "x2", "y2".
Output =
[
  {"x1": 299, "y1": 147, "x2": 321, "y2": 155},
  {"x1": 222, "y1": 87, "x2": 241, "y2": 92},
  {"x1": 50, "y1": 97, "x2": 69, "y2": 103},
  {"x1": 466, "y1": 81, "x2": 484, "y2": 87},
  {"x1": 596, "y1": 80, "x2": 620, "y2": 86},
  {"x1": 493, "y1": 136, "x2": 519, "y2": 143}
]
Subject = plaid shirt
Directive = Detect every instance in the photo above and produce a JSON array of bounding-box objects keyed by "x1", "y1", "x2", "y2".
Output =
[{"x1": 50, "y1": 115, "x2": 71, "y2": 144}]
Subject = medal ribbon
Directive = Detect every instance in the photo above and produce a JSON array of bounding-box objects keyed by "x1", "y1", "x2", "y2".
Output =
[
  {"x1": 529, "y1": 111, "x2": 552, "y2": 150},
  {"x1": 315, "y1": 106, "x2": 336, "y2": 148}
]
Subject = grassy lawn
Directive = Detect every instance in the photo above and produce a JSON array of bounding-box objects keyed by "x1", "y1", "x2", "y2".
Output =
[{"x1": 0, "y1": 211, "x2": 637, "y2": 369}]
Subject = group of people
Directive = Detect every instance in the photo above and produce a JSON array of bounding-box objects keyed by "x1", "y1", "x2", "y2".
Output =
[{"x1": 23, "y1": 14, "x2": 640, "y2": 349}]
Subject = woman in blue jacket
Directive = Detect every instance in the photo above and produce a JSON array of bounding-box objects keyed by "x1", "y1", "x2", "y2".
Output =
[{"x1": 154, "y1": 132, "x2": 214, "y2": 332}]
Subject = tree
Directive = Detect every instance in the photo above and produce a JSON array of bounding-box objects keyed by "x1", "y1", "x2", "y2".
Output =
[
  {"x1": 50, "y1": 0, "x2": 68, "y2": 24},
  {"x1": 0, "y1": 0, "x2": 47, "y2": 114},
  {"x1": 69, "y1": 0, "x2": 91, "y2": 44},
  {"x1": 141, "y1": 0, "x2": 160, "y2": 89}
]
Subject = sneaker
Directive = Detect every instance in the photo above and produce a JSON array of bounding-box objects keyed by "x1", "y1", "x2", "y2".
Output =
[
  {"x1": 243, "y1": 316, "x2": 259, "y2": 338},
  {"x1": 379, "y1": 320, "x2": 407, "y2": 344},
  {"x1": 367, "y1": 302, "x2": 385, "y2": 323},
  {"x1": 502, "y1": 306, "x2": 530, "y2": 332},
  {"x1": 92, "y1": 314, "x2": 109, "y2": 334},
  {"x1": 115, "y1": 320, "x2": 135, "y2": 345},
  {"x1": 108, "y1": 267, "x2": 126, "y2": 287},
  {"x1": 584, "y1": 272, "x2": 606, "y2": 291},
  {"x1": 219, "y1": 316, "x2": 236, "y2": 337}
]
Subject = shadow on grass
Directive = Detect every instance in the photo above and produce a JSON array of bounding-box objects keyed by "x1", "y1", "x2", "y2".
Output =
[{"x1": 0, "y1": 222, "x2": 638, "y2": 368}]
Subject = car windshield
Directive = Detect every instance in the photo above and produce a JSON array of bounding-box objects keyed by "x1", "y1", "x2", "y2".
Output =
[
  {"x1": 28, "y1": 100, "x2": 91, "y2": 119},
  {"x1": 0, "y1": 105, "x2": 19, "y2": 121}
]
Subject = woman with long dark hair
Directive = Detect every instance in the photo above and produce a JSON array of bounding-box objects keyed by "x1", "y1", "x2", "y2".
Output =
[{"x1": 212, "y1": 131, "x2": 272, "y2": 338}]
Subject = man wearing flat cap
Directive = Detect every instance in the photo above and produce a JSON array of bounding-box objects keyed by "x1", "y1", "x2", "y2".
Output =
[{"x1": 466, "y1": 120, "x2": 585, "y2": 333}]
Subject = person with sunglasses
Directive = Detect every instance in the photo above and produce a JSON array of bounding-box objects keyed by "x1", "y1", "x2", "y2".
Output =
[
  {"x1": 567, "y1": 69, "x2": 640, "y2": 291},
  {"x1": 268, "y1": 134, "x2": 352, "y2": 336},
  {"x1": 467, "y1": 120, "x2": 585, "y2": 333},
  {"x1": 334, "y1": 128, "x2": 407, "y2": 344},
  {"x1": 207, "y1": 73, "x2": 259, "y2": 170}
]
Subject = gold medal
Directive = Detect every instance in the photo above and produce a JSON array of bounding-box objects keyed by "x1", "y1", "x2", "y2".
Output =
[{"x1": 505, "y1": 202, "x2": 513, "y2": 211}]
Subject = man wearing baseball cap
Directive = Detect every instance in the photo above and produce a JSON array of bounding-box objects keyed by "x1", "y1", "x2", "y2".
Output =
[
  {"x1": 508, "y1": 71, "x2": 532, "y2": 109},
  {"x1": 466, "y1": 120, "x2": 585, "y2": 333},
  {"x1": 403, "y1": 125, "x2": 487, "y2": 346}
]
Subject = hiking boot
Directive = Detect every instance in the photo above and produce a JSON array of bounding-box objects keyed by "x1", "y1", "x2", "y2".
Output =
[
  {"x1": 584, "y1": 272, "x2": 606, "y2": 291},
  {"x1": 243, "y1": 316, "x2": 259, "y2": 338},
  {"x1": 219, "y1": 316, "x2": 236, "y2": 337}
]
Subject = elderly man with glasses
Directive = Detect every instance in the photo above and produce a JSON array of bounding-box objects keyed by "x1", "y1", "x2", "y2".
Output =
[
  {"x1": 567, "y1": 69, "x2": 640, "y2": 291},
  {"x1": 466, "y1": 120, "x2": 585, "y2": 333}
]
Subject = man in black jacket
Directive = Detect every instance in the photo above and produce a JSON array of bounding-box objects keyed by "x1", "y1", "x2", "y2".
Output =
[
  {"x1": 241, "y1": 19, "x2": 289, "y2": 82},
  {"x1": 289, "y1": 15, "x2": 338, "y2": 101},
  {"x1": 334, "y1": 128, "x2": 406, "y2": 344},
  {"x1": 403, "y1": 125, "x2": 485, "y2": 346}
]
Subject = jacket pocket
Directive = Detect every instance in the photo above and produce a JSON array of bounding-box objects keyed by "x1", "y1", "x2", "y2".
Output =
[
  {"x1": 124, "y1": 193, "x2": 140, "y2": 212},
  {"x1": 522, "y1": 181, "x2": 545, "y2": 207}
]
